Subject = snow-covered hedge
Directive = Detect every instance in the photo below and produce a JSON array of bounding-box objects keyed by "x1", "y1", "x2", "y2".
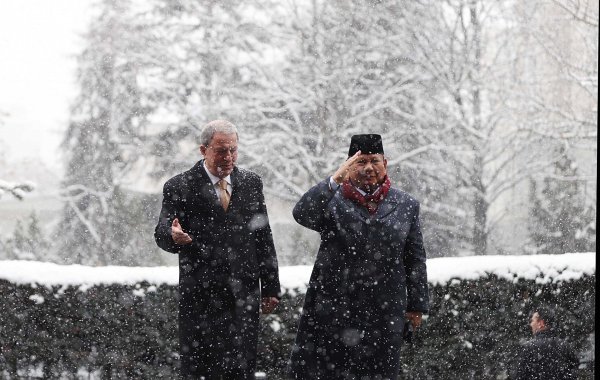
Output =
[{"x1": 0, "y1": 253, "x2": 595, "y2": 379}]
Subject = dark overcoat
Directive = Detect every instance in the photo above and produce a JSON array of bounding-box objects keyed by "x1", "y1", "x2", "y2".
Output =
[
  {"x1": 288, "y1": 179, "x2": 429, "y2": 380},
  {"x1": 155, "y1": 161, "x2": 280, "y2": 379},
  {"x1": 513, "y1": 330, "x2": 579, "y2": 380}
]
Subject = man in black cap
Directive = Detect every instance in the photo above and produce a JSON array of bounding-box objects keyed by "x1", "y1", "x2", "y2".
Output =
[{"x1": 288, "y1": 134, "x2": 429, "y2": 379}]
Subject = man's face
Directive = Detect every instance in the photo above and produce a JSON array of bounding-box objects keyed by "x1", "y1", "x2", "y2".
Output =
[
  {"x1": 529, "y1": 312, "x2": 546, "y2": 335},
  {"x1": 349, "y1": 153, "x2": 387, "y2": 192},
  {"x1": 200, "y1": 132, "x2": 238, "y2": 178}
]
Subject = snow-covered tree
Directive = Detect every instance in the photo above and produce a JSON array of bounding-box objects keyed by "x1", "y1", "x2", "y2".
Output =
[
  {"x1": 515, "y1": 0, "x2": 598, "y2": 148},
  {"x1": 56, "y1": 0, "x2": 156, "y2": 265},
  {"x1": 0, "y1": 180, "x2": 34, "y2": 200},
  {"x1": 398, "y1": 0, "x2": 560, "y2": 255},
  {"x1": 527, "y1": 146, "x2": 596, "y2": 254},
  {"x1": 509, "y1": 0, "x2": 598, "y2": 257},
  {"x1": 141, "y1": 0, "x2": 266, "y2": 177}
]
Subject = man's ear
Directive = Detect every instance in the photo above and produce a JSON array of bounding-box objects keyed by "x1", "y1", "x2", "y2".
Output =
[
  {"x1": 383, "y1": 157, "x2": 388, "y2": 168},
  {"x1": 200, "y1": 145, "x2": 207, "y2": 156}
]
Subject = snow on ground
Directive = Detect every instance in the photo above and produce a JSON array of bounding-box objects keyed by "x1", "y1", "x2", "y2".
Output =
[{"x1": 0, "y1": 252, "x2": 594, "y2": 291}]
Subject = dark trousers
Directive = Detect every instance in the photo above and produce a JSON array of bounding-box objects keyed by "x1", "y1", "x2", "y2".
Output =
[{"x1": 179, "y1": 284, "x2": 256, "y2": 380}]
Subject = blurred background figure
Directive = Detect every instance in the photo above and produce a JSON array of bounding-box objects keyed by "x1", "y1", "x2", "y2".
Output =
[{"x1": 512, "y1": 306, "x2": 579, "y2": 380}]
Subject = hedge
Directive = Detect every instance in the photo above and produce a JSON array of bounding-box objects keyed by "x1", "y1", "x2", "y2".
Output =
[{"x1": 0, "y1": 262, "x2": 595, "y2": 379}]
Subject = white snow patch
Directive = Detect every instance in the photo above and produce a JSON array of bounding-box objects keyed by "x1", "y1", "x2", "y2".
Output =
[
  {"x1": 0, "y1": 261, "x2": 177, "y2": 288},
  {"x1": 427, "y1": 252, "x2": 595, "y2": 285},
  {"x1": 29, "y1": 294, "x2": 44, "y2": 304},
  {"x1": 0, "y1": 252, "x2": 594, "y2": 291},
  {"x1": 270, "y1": 320, "x2": 282, "y2": 332},
  {"x1": 279, "y1": 265, "x2": 312, "y2": 293}
]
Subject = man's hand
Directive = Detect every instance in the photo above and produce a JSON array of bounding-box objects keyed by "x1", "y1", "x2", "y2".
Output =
[
  {"x1": 332, "y1": 151, "x2": 362, "y2": 184},
  {"x1": 171, "y1": 218, "x2": 192, "y2": 245},
  {"x1": 405, "y1": 311, "x2": 423, "y2": 329},
  {"x1": 261, "y1": 297, "x2": 279, "y2": 314}
]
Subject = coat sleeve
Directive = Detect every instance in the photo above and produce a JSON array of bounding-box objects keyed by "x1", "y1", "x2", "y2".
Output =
[
  {"x1": 154, "y1": 179, "x2": 187, "y2": 254},
  {"x1": 512, "y1": 343, "x2": 533, "y2": 380},
  {"x1": 292, "y1": 178, "x2": 338, "y2": 232},
  {"x1": 254, "y1": 178, "x2": 281, "y2": 298},
  {"x1": 404, "y1": 201, "x2": 429, "y2": 313},
  {"x1": 562, "y1": 340, "x2": 580, "y2": 379}
]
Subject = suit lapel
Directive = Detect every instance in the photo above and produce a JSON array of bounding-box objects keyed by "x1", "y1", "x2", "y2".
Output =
[
  {"x1": 375, "y1": 189, "x2": 399, "y2": 219},
  {"x1": 190, "y1": 161, "x2": 223, "y2": 217}
]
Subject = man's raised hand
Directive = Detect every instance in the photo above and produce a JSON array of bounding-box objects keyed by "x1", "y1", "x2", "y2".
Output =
[
  {"x1": 171, "y1": 218, "x2": 192, "y2": 245},
  {"x1": 332, "y1": 150, "x2": 362, "y2": 185}
]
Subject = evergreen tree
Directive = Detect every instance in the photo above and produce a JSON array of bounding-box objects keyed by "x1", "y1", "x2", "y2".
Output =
[
  {"x1": 56, "y1": 0, "x2": 152, "y2": 265},
  {"x1": 2, "y1": 212, "x2": 51, "y2": 261},
  {"x1": 7, "y1": 220, "x2": 29, "y2": 260},
  {"x1": 25, "y1": 212, "x2": 49, "y2": 256},
  {"x1": 527, "y1": 147, "x2": 596, "y2": 254}
]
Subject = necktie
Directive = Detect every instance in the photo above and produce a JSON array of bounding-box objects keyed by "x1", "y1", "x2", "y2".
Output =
[{"x1": 218, "y1": 179, "x2": 230, "y2": 211}]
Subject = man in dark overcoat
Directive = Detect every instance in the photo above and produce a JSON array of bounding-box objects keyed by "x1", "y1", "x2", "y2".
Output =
[
  {"x1": 512, "y1": 307, "x2": 579, "y2": 380},
  {"x1": 154, "y1": 119, "x2": 281, "y2": 379},
  {"x1": 288, "y1": 134, "x2": 429, "y2": 379}
]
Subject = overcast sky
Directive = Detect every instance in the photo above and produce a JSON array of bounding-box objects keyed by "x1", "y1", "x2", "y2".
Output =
[{"x1": 0, "y1": 0, "x2": 92, "y2": 173}]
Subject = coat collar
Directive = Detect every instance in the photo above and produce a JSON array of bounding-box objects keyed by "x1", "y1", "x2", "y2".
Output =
[
  {"x1": 534, "y1": 329, "x2": 555, "y2": 339},
  {"x1": 202, "y1": 161, "x2": 232, "y2": 187}
]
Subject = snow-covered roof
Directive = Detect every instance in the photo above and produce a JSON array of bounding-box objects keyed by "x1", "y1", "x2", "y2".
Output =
[{"x1": 0, "y1": 252, "x2": 594, "y2": 291}]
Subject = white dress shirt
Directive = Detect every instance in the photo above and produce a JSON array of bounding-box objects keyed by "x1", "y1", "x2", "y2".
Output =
[{"x1": 204, "y1": 162, "x2": 232, "y2": 202}]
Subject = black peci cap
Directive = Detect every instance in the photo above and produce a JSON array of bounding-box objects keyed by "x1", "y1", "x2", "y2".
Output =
[{"x1": 348, "y1": 134, "x2": 384, "y2": 157}]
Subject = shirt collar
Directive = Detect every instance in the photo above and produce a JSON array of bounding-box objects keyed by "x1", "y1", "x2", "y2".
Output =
[{"x1": 203, "y1": 161, "x2": 231, "y2": 186}]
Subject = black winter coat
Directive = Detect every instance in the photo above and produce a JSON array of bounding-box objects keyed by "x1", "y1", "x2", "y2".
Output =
[
  {"x1": 513, "y1": 330, "x2": 579, "y2": 380},
  {"x1": 288, "y1": 179, "x2": 429, "y2": 380},
  {"x1": 155, "y1": 161, "x2": 280, "y2": 379}
]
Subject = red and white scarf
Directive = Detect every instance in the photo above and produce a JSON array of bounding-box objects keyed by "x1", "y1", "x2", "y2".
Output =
[{"x1": 341, "y1": 176, "x2": 391, "y2": 215}]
